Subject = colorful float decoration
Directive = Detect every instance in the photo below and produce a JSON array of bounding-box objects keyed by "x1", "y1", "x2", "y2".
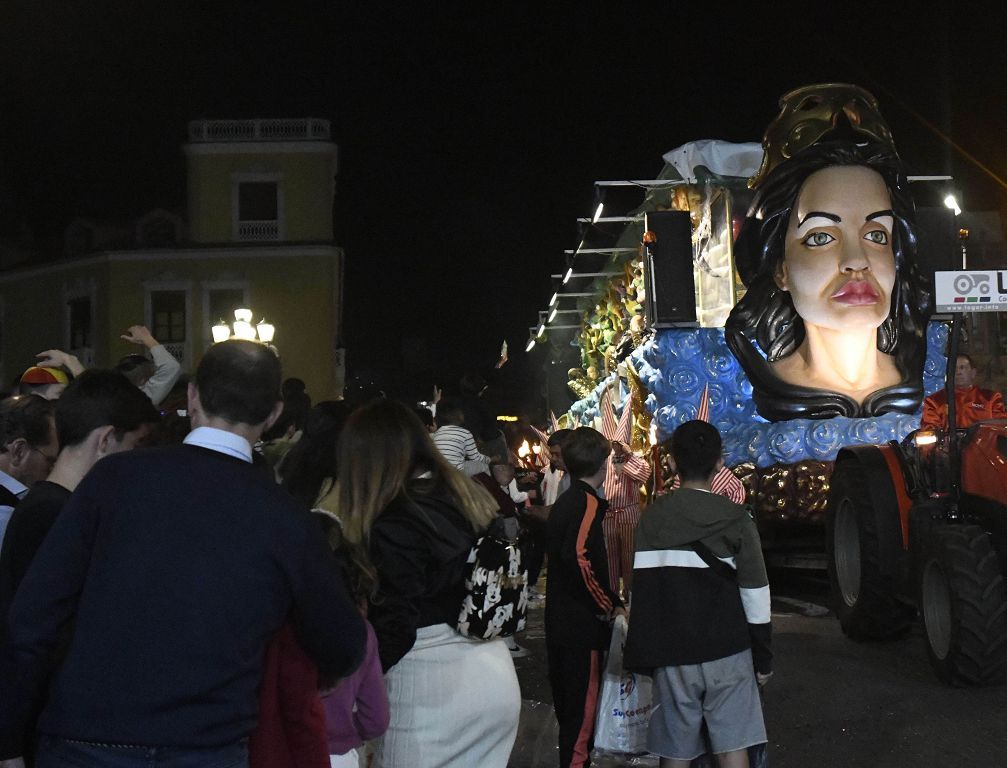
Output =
[{"x1": 563, "y1": 84, "x2": 946, "y2": 538}]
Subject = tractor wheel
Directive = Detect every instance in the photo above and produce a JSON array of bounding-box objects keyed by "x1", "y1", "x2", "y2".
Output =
[
  {"x1": 826, "y1": 462, "x2": 915, "y2": 639},
  {"x1": 920, "y1": 524, "x2": 1007, "y2": 686}
]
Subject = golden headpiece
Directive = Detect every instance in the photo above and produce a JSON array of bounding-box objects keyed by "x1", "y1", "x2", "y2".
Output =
[{"x1": 748, "y1": 83, "x2": 897, "y2": 189}]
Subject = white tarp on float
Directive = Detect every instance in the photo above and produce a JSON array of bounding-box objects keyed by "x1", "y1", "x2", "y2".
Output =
[{"x1": 662, "y1": 139, "x2": 762, "y2": 182}]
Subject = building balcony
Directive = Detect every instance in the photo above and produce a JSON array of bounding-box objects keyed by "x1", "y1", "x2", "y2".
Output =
[
  {"x1": 237, "y1": 220, "x2": 280, "y2": 241},
  {"x1": 188, "y1": 118, "x2": 331, "y2": 143},
  {"x1": 161, "y1": 342, "x2": 186, "y2": 364}
]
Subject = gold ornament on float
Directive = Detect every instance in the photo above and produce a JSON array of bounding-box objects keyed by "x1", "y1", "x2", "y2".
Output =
[
  {"x1": 622, "y1": 359, "x2": 652, "y2": 456},
  {"x1": 567, "y1": 368, "x2": 594, "y2": 399},
  {"x1": 749, "y1": 83, "x2": 898, "y2": 189},
  {"x1": 742, "y1": 461, "x2": 835, "y2": 527}
]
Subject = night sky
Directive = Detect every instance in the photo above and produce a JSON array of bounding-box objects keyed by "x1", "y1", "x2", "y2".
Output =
[{"x1": 1, "y1": 3, "x2": 1005, "y2": 410}]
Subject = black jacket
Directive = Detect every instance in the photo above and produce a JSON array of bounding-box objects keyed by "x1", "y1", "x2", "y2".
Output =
[
  {"x1": 0, "y1": 481, "x2": 72, "y2": 645},
  {"x1": 368, "y1": 489, "x2": 477, "y2": 671},
  {"x1": 544, "y1": 480, "x2": 622, "y2": 650}
]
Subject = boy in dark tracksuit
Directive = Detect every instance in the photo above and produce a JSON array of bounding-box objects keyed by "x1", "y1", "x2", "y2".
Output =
[
  {"x1": 624, "y1": 420, "x2": 771, "y2": 768},
  {"x1": 544, "y1": 427, "x2": 624, "y2": 768}
]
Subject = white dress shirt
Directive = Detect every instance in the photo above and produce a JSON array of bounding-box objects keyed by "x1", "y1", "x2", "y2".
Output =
[{"x1": 183, "y1": 426, "x2": 253, "y2": 463}]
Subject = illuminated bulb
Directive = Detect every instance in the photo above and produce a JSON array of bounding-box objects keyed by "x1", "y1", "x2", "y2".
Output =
[
  {"x1": 563, "y1": 267, "x2": 573, "y2": 284},
  {"x1": 525, "y1": 338, "x2": 536, "y2": 353},
  {"x1": 211, "y1": 321, "x2": 231, "y2": 343},
  {"x1": 517, "y1": 440, "x2": 530, "y2": 458},
  {"x1": 548, "y1": 308, "x2": 557, "y2": 322},
  {"x1": 256, "y1": 320, "x2": 275, "y2": 343},
  {"x1": 943, "y1": 194, "x2": 961, "y2": 216},
  {"x1": 234, "y1": 308, "x2": 253, "y2": 323},
  {"x1": 549, "y1": 292, "x2": 558, "y2": 307},
  {"x1": 592, "y1": 202, "x2": 604, "y2": 223},
  {"x1": 232, "y1": 320, "x2": 256, "y2": 340}
]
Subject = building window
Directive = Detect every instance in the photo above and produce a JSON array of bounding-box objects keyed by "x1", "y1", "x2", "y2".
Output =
[
  {"x1": 68, "y1": 297, "x2": 92, "y2": 350},
  {"x1": 208, "y1": 288, "x2": 247, "y2": 326},
  {"x1": 151, "y1": 290, "x2": 187, "y2": 344},
  {"x1": 238, "y1": 182, "x2": 278, "y2": 221},
  {"x1": 145, "y1": 282, "x2": 191, "y2": 369},
  {"x1": 234, "y1": 176, "x2": 282, "y2": 241}
]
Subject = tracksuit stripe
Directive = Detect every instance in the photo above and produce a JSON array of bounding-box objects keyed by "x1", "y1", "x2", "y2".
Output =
[
  {"x1": 576, "y1": 494, "x2": 612, "y2": 613},
  {"x1": 571, "y1": 649, "x2": 601, "y2": 767}
]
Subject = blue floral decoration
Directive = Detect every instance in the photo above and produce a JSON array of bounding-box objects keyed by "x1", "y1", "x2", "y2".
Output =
[{"x1": 570, "y1": 322, "x2": 948, "y2": 468}]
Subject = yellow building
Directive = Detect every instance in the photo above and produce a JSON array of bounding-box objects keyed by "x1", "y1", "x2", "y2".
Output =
[{"x1": 0, "y1": 118, "x2": 345, "y2": 399}]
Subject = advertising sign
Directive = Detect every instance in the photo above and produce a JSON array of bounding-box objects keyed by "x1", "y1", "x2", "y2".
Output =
[{"x1": 934, "y1": 270, "x2": 1007, "y2": 313}]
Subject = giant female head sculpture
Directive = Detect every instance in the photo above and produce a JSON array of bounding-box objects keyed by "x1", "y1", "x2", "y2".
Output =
[{"x1": 725, "y1": 84, "x2": 931, "y2": 421}]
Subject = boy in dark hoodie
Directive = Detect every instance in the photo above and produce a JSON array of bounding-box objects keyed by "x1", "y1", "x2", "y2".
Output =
[
  {"x1": 624, "y1": 420, "x2": 771, "y2": 768},
  {"x1": 544, "y1": 427, "x2": 625, "y2": 768}
]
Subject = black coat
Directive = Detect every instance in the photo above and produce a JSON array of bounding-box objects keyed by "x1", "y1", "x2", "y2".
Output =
[
  {"x1": 544, "y1": 480, "x2": 621, "y2": 650},
  {"x1": 368, "y1": 489, "x2": 476, "y2": 671}
]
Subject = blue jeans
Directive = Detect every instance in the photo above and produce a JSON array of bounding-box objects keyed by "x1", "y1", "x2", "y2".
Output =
[{"x1": 35, "y1": 736, "x2": 248, "y2": 768}]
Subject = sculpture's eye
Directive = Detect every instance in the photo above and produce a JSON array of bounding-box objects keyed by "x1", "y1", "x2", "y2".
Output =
[
  {"x1": 801, "y1": 231, "x2": 834, "y2": 247},
  {"x1": 864, "y1": 229, "x2": 889, "y2": 245}
]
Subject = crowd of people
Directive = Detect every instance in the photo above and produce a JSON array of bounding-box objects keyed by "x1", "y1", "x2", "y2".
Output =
[{"x1": 0, "y1": 334, "x2": 773, "y2": 768}]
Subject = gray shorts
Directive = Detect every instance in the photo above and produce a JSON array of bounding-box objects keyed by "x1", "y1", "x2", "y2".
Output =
[{"x1": 647, "y1": 649, "x2": 766, "y2": 760}]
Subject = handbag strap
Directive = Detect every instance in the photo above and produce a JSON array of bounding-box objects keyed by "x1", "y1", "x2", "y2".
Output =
[{"x1": 690, "y1": 540, "x2": 737, "y2": 583}]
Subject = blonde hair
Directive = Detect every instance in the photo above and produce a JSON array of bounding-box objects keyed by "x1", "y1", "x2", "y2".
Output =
[{"x1": 331, "y1": 399, "x2": 497, "y2": 550}]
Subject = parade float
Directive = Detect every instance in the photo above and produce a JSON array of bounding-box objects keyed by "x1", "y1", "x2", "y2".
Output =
[{"x1": 560, "y1": 84, "x2": 953, "y2": 562}]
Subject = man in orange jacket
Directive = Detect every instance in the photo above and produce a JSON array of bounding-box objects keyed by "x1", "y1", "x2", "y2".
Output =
[{"x1": 921, "y1": 354, "x2": 1007, "y2": 429}]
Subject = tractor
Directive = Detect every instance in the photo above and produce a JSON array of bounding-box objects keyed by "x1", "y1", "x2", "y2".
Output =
[{"x1": 825, "y1": 311, "x2": 1007, "y2": 686}]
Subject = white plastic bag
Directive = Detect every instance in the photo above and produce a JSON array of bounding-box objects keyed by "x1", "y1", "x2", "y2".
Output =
[{"x1": 594, "y1": 615, "x2": 653, "y2": 755}]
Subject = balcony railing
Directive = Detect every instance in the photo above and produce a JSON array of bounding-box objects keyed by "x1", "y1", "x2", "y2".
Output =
[
  {"x1": 237, "y1": 220, "x2": 280, "y2": 241},
  {"x1": 188, "y1": 118, "x2": 331, "y2": 143},
  {"x1": 161, "y1": 342, "x2": 186, "y2": 363}
]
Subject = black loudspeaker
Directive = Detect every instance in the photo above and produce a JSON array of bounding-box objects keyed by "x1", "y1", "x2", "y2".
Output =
[
  {"x1": 914, "y1": 206, "x2": 959, "y2": 299},
  {"x1": 644, "y1": 210, "x2": 697, "y2": 328}
]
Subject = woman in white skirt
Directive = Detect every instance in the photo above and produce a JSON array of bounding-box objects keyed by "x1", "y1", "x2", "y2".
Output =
[{"x1": 329, "y1": 399, "x2": 521, "y2": 768}]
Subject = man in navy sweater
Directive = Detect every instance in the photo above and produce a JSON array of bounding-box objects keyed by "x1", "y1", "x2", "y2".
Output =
[{"x1": 0, "y1": 340, "x2": 365, "y2": 767}]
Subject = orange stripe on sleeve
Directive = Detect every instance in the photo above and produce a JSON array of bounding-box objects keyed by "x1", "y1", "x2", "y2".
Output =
[{"x1": 576, "y1": 494, "x2": 613, "y2": 613}]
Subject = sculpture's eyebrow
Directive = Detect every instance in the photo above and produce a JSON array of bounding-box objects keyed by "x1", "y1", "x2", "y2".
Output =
[
  {"x1": 865, "y1": 209, "x2": 894, "y2": 222},
  {"x1": 797, "y1": 211, "x2": 841, "y2": 227}
]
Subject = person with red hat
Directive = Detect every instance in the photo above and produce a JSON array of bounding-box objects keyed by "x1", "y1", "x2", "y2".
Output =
[
  {"x1": 17, "y1": 366, "x2": 72, "y2": 401},
  {"x1": 25, "y1": 324, "x2": 181, "y2": 407}
]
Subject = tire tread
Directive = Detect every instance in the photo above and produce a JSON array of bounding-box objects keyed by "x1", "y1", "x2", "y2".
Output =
[
  {"x1": 826, "y1": 462, "x2": 915, "y2": 640},
  {"x1": 923, "y1": 525, "x2": 1007, "y2": 686}
]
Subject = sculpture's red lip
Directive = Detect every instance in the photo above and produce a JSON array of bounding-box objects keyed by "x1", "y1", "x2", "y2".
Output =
[{"x1": 831, "y1": 280, "x2": 880, "y2": 305}]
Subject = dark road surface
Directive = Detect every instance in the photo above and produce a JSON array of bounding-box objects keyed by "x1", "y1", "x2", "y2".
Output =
[{"x1": 509, "y1": 568, "x2": 1007, "y2": 767}]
